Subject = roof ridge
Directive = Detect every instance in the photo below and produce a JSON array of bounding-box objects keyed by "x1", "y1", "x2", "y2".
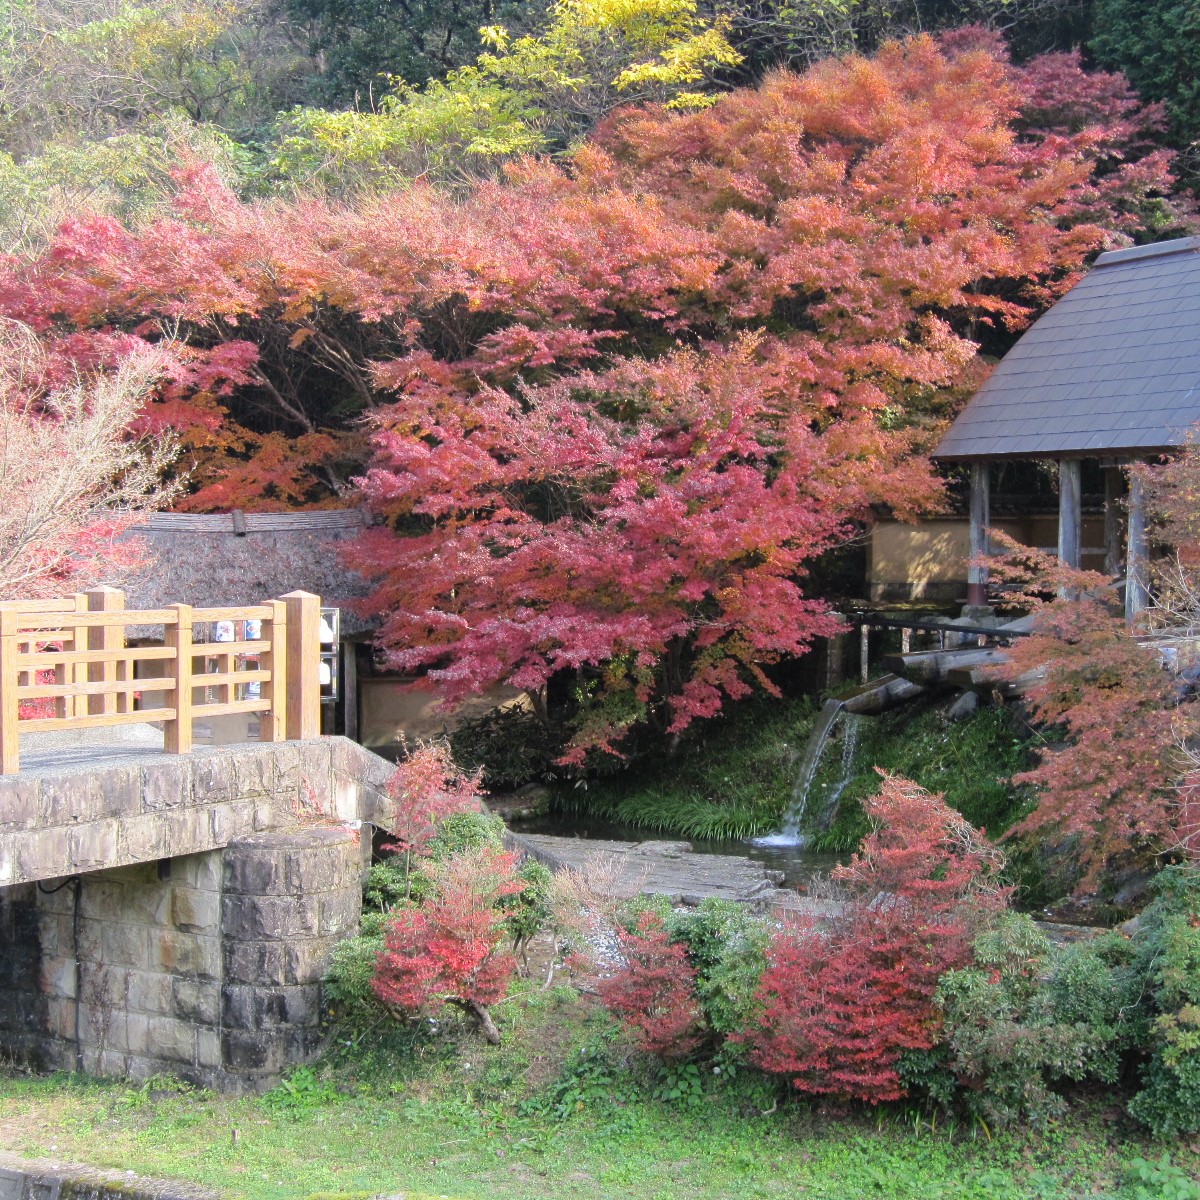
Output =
[
  {"x1": 1094, "y1": 236, "x2": 1200, "y2": 268},
  {"x1": 130, "y1": 509, "x2": 367, "y2": 533}
]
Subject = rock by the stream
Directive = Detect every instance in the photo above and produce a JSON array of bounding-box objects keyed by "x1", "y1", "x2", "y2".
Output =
[
  {"x1": 947, "y1": 689, "x2": 980, "y2": 721},
  {"x1": 508, "y1": 832, "x2": 833, "y2": 916},
  {"x1": 486, "y1": 783, "x2": 553, "y2": 822}
]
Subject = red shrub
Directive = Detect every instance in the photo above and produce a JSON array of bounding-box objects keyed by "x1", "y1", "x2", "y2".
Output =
[
  {"x1": 596, "y1": 913, "x2": 707, "y2": 1060},
  {"x1": 744, "y1": 774, "x2": 1005, "y2": 1103},
  {"x1": 372, "y1": 845, "x2": 524, "y2": 1043}
]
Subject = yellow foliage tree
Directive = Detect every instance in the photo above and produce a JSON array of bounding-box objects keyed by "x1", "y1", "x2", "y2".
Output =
[{"x1": 270, "y1": 0, "x2": 740, "y2": 190}]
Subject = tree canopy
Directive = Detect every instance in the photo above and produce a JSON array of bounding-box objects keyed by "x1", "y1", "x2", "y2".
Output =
[{"x1": 0, "y1": 30, "x2": 1177, "y2": 753}]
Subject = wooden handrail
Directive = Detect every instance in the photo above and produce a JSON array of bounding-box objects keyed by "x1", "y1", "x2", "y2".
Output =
[{"x1": 0, "y1": 588, "x2": 324, "y2": 774}]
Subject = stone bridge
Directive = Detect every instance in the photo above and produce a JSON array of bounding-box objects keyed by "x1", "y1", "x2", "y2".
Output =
[
  {"x1": 0, "y1": 734, "x2": 397, "y2": 1093},
  {"x1": 0, "y1": 588, "x2": 409, "y2": 1093}
]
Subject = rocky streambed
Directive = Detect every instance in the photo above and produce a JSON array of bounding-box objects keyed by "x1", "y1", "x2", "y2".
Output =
[{"x1": 508, "y1": 831, "x2": 836, "y2": 916}]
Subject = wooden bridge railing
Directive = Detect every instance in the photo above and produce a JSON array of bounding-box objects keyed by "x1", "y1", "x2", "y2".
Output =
[{"x1": 0, "y1": 588, "x2": 322, "y2": 774}]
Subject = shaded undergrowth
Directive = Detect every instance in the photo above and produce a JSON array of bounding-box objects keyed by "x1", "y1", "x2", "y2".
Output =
[{"x1": 551, "y1": 693, "x2": 1033, "y2": 849}]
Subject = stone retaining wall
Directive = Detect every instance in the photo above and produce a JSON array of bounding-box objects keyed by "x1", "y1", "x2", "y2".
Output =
[
  {"x1": 0, "y1": 827, "x2": 362, "y2": 1091},
  {"x1": 0, "y1": 1152, "x2": 216, "y2": 1200}
]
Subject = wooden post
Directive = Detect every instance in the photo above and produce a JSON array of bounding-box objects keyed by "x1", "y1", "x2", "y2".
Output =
[
  {"x1": 260, "y1": 599, "x2": 288, "y2": 742},
  {"x1": 86, "y1": 587, "x2": 124, "y2": 716},
  {"x1": 859, "y1": 623, "x2": 870, "y2": 684},
  {"x1": 0, "y1": 608, "x2": 20, "y2": 774},
  {"x1": 1126, "y1": 469, "x2": 1150, "y2": 624},
  {"x1": 57, "y1": 593, "x2": 89, "y2": 720},
  {"x1": 283, "y1": 591, "x2": 321, "y2": 740},
  {"x1": 164, "y1": 604, "x2": 194, "y2": 754},
  {"x1": 1103, "y1": 465, "x2": 1125, "y2": 578},
  {"x1": 1058, "y1": 458, "x2": 1082, "y2": 571},
  {"x1": 967, "y1": 461, "x2": 990, "y2": 607}
]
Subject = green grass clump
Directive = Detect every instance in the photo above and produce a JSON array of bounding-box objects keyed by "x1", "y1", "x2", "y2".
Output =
[{"x1": 553, "y1": 696, "x2": 818, "y2": 839}]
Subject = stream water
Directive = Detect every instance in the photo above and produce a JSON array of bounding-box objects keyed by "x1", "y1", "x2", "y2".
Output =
[
  {"x1": 510, "y1": 694, "x2": 866, "y2": 888},
  {"x1": 510, "y1": 810, "x2": 839, "y2": 887},
  {"x1": 750, "y1": 698, "x2": 862, "y2": 849}
]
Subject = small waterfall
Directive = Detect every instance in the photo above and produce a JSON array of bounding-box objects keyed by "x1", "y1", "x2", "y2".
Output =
[
  {"x1": 751, "y1": 697, "x2": 846, "y2": 847},
  {"x1": 813, "y1": 713, "x2": 862, "y2": 833}
]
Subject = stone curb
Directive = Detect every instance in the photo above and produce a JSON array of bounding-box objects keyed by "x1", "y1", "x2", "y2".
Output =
[{"x1": 0, "y1": 1151, "x2": 218, "y2": 1200}]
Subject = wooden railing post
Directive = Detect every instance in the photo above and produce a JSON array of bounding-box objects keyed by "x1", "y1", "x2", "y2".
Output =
[
  {"x1": 164, "y1": 604, "x2": 193, "y2": 754},
  {"x1": 0, "y1": 608, "x2": 20, "y2": 774},
  {"x1": 282, "y1": 590, "x2": 321, "y2": 740},
  {"x1": 57, "y1": 594, "x2": 89, "y2": 720},
  {"x1": 260, "y1": 599, "x2": 288, "y2": 742},
  {"x1": 86, "y1": 587, "x2": 125, "y2": 716}
]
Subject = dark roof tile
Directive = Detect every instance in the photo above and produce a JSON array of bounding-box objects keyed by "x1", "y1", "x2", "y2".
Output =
[{"x1": 938, "y1": 238, "x2": 1200, "y2": 459}]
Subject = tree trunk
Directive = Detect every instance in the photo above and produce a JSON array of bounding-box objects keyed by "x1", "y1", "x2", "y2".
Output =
[{"x1": 465, "y1": 999, "x2": 502, "y2": 1044}]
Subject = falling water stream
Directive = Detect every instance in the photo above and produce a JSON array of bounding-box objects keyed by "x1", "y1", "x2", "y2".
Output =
[{"x1": 750, "y1": 698, "x2": 862, "y2": 848}]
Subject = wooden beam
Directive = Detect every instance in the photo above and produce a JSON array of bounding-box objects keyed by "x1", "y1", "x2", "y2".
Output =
[
  {"x1": 1126, "y1": 469, "x2": 1150, "y2": 623},
  {"x1": 164, "y1": 604, "x2": 193, "y2": 754},
  {"x1": 86, "y1": 587, "x2": 124, "y2": 717},
  {"x1": 259, "y1": 599, "x2": 287, "y2": 742},
  {"x1": 967, "y1": 461, "x2": 990, "y2": 606},
  {"x1": 283, "y1": 591, "x2": 321, "y2": 740},
  {"x1": 1058, "y1": 458, "x2": 1082, "y2": 571}
]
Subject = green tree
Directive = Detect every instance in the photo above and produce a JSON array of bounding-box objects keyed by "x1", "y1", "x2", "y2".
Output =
[
  {"x1": 1091, "y1": 0, "x2": 1200, "y2": 177},
  {"x1": 711, "y1": 0, "x2": 1093, "y2": 80},
  {"x1": 269, "y1": 0, "x2": 741, "y2": 189},
  {"x1": 285, "y1": 0, "x2": 547, "y2": 103}
]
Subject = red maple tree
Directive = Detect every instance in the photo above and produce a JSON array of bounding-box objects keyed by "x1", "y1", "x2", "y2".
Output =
[
  {"x1": 372, "y1": 844, "x2": 525, "y2": 1044},
  {"x1": 745, "y1": 774, "x2": 1006, "y2": 1103},
  {"x1": 0, "y1": 31, "x2": 1181, "y2": 753}
]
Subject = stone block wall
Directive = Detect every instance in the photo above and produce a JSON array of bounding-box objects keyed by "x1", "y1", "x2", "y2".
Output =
[{"x1": 0, "y1": 826, "x2": 362, "y2": 1091}]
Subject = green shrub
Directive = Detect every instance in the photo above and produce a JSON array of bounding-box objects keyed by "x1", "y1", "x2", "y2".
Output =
[
  {"x1": 426, "y1": 808, "x2": 506, "y2": 860},
  {"x1": 1128, "y1": 866, "x2": 1200, "y2": 1137},
  {"x1": 364, "y1": 810, "x2": 508, "y2": 910},
  {"x1": 324, "y1": 911, "x2": 389, "y2": 1023},
  {"x1": 928, "y1": 913, "x2": 1130, "y2": 1128},
  {"x1": 618, "y1": 896, "x2": 769, "y2": 1044},
  {"x1": 1125, "y1": 1154, "x2": 1200, "y2": 1200},
  {"x1": 450, "y1": 706, "x2": 567, "y2": 788},
  {"x1": 505, "y1": 857, "x2": 552, "y2": 963}
]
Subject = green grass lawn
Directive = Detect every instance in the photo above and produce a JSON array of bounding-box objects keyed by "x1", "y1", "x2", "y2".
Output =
[{"x1": 0, "y1": 986, "x2": 1189, "y2": 1200}]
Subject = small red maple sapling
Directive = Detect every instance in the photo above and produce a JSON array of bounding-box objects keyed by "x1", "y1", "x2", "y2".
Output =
[
  {"x1": 745, "y1": 774, "x2": 1005, "y2": 1103},
  {"x1": 372, "y1": 845, "x2": 525, "y2": 1044},
  {"x1": 595, "y1": 912, "x2": 707, "y2": 1060},
  {"x1": 382, "y1": 740, "x2": 485, "y2": 896}
]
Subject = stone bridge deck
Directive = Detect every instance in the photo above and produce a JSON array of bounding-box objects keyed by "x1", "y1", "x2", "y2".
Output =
[{"x1": 0, "y1": 736, "x2": 395, "y2": 888}]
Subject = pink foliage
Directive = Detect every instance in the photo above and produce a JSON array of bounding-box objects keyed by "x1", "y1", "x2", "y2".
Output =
[
  {"x1": 372, "y1": 845, "x2": 525, "y2": 1042},
  {"x1": 384, "y1": 741, "x2": 485, "y2": 857}
]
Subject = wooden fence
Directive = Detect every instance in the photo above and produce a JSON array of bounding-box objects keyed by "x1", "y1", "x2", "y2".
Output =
[{"x1": 0, "y1": 588, "x2": 323, "y2": 774}]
